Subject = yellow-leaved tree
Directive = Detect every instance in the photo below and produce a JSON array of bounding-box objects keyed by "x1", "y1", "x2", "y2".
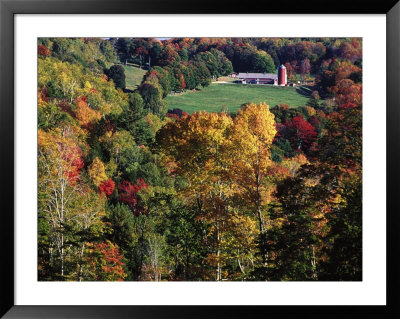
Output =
[
  {"x1": 230, "y1": 102, "x2": 276, "y2": 233},
  {"x1": 88, "y1": 157, "x2": 108, "y2": 187},
  {"x1": 229, "y1": 103, "x2": 276, "y2": 274},
  {"x1": 157, "y1": 111, "x2": 236, "y2": 280}
]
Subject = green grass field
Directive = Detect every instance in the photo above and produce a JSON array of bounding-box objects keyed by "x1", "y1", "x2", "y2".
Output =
[
  {"x1": 122, "y1": 64, "x2": 147, "y2": 91},
  {"x1": 165, "y1": 83, "x2": 311, "y2": 114}
]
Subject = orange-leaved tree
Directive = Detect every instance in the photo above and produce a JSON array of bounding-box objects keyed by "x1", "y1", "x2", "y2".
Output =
[{"x1": 86, "y1": 241, "x2": 127, "y2": 281}]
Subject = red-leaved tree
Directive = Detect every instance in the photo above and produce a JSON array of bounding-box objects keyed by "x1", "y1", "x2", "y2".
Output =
[
  {"x1": 332, "y1": 79, "x2": 362, "y2": 109},
  {"x1": 38, "y1": 45, "x2": 51, "y2": 57},
  {"x1": 118, "y1": 179, "x2": 149, "y2": 214},
  {"x1": 286, "y1": 115, "x2": 317, "y2": 151},
  {"x1": 99, "y1": 178, "x2": 115, "y2": 197}
]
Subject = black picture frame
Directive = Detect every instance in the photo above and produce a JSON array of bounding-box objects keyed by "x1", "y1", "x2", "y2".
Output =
[{"x1": 1, "y1": 0, "x2": 399, "y2": 318}]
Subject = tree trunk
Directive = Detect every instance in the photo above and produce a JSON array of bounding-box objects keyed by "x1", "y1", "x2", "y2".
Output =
[
  {"x1": 255, "y1": 164, "x2": 264, "y2": 234},
  {"x1": 138, "y1": 230, "x2": 144, "y2": 280},
  {"x1": 257, "y1": 205, "x2": 264, "y2": 234},
  {"x1": 311, "y1": 245, "x2": 317, "y2": 280},
  {"x1": 78, "y1": 243, "x2": 85, "y2": 282},
  {"x1": 216, "y1": 223, "x2": 221, "y2": 281},
  {"x1": 185, "y1": 244, "x2": 189, "y2": 281},
  {"x1": 196, "y1": 195, "x2": 203, "y2": 215},
  {"x1": 61, "y1": 232, "x2": 64, "y2": 279},
  {"x1": 255, "y1": 168, "x2": 267, "y2": 279},
  {"x1": 238, "y1": 255, "x2": 245, "y2": 274}
]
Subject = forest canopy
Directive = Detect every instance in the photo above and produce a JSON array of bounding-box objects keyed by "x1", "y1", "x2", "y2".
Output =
[{"x1": 38, "y1": 37, "x2": 362, "y2": 281}]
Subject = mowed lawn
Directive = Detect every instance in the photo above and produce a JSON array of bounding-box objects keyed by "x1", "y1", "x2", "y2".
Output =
[
  {"x1": 165, "y1": 83, "x2": 311, "y2": 114},
  {"x1": 122, "y1": 64, "x2": 147, "y2": 91}
]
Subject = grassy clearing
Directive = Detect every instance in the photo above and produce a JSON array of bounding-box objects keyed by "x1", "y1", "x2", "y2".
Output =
[
  {"x1": 122, "y1": 64, "x2": 147, "y2": 91},
  {"x1": 166, "y1": 83, "x2": 311, "y2": 114}
]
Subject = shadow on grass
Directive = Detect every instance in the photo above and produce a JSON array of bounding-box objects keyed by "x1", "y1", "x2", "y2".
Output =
[{"x1": 295, "y1": 86, "x2": 313, "y2": 97}]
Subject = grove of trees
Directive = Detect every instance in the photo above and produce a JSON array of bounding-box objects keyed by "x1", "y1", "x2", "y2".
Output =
[{"x1": 38, "y1": 37, "x2": 362, "y2": 281}]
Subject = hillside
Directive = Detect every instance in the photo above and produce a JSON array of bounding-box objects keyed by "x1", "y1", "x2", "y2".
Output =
[{"x1": 37, "y1": 37, "x2": 362, "y2": 283}]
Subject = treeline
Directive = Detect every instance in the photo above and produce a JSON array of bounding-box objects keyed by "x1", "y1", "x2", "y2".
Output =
[
  {"x1": 37, "y1": 37, "x2": 362, "y2": 281},
  {"x1": 138, "y1": 48, "x2": 234, "y2": 117},
  {"x1": 113, "y1": 37, "x2": 361, "y2": 117}
]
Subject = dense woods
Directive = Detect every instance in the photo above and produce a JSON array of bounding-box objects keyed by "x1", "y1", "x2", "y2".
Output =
[{"x1": 38, "y1": 37, "x2": 362, "y2": 281}]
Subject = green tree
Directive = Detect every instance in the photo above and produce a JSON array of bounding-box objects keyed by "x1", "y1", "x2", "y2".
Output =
[
  {"x1": 106, "y1": 65, "x2": 126, "y2": 90},
  {"x1": 140, "y1": 81, "x2": 166, "y2": 116},
  {"x1": 251, "y1": 51, "x2": 276, "y2": 73},
  {"x1": 319, "y1": 175, "x2": 362, "y2": 280},
  {"x1": 107, "y1": 203, "x2": 136, "y2": 280},
  {"x1": 100, "y1": 40, "x2": 117, "y2": 63}
]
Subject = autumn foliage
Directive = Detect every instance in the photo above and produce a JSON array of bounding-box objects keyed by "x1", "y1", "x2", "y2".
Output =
[
  {"x1": 285, "y1": 115, "x2": 317, "y2": 151},
  {"x1": 333, "y1": 79, "x2": 362, "y2": 109},
  {"x1": 87, "y1": 241, "x2": 126, "y2": 281},
  {"x1": 38, "y1": 129, "x2": 85, "y2": 184},
  {"x1": 99, "y1": 178, "x2": 115, "y2": 196},
  {"x1": 74, "y1": 96, "x2": 101, "y2": 128},
  {"x1": 38, "y1": 37, "x2": 362, "y2": 282},
  {"x1": 88, "y1": 157, "x2": 108, "y2": 187},
  {"x1": 118, "y1": 179, "x2": 149, "y2": 214},
  {"x1": 38, "y1": 45, "x2": 51, "y2": 57}
]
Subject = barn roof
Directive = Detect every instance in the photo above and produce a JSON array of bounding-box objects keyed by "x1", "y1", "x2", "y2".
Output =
[{"x1": 238, "y1": 72, "x2": 277, "y2": 79}]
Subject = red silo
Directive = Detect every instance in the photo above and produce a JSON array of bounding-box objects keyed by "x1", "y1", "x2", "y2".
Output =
[{"x1": 278, "y1": 65, "x2": 287, "y2": 86}]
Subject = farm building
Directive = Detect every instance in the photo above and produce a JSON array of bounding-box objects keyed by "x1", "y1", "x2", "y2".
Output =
[
  {"x1": 238, "y1": 72, "x2": 278, "y2": 85},
  {"x1": 238, "y1": 65, "x2": 288, "y2": 86},
  {"x1": 277, "y1": 64, "x2": 287, "y2": 86}
]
